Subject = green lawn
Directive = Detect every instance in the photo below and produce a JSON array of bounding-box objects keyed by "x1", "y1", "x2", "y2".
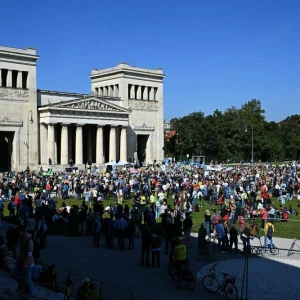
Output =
[{"x1": 3, "y1": 194, "x2": 300, "y2": 239}]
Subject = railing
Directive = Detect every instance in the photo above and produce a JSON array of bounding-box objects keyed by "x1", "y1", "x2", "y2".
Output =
[{"x1": 53, "y1": 266, "x2": 133, "y2": 300}]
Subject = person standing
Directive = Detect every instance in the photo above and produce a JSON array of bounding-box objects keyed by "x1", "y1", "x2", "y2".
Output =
[
  {"x1": 92, "y1": 213, "x2": 102, "y2": 247},
  {"x1": 114, "y1": 215, "x2": 127, "y2": 250},
  {"x1": 141, "y1": 227, "x2": 152, "y2": 267},
  {"x1": 264, "y1": 219, "x2": 275, "y2": 252},
  {"x1": 13, "y1": 225, "x2": 35, "y2": 299},
  {"x1": 198, "y1": 223, "x2": 207, "y2": 254},
  {"x1": 155, "y1": 196, "x2": 161, "y2": 219},
  {"x1": 183, "y1": 213, "x2": 193, "y2": 248},
  {"x1": 215, "y1": 220, "x2": 225, "y2": 252},
  {"x1": 151, "y1": 231, "x2": 162, "y2": 267},
  {"x1": 204, "y1": 210, "x2": 211, "y2": 235},
  {"x1": 228, "y1": 225, "x2": 239, "y2": 254},
  {"x1": 78, "y1": 204, "x2": 88, "y2": 236}
]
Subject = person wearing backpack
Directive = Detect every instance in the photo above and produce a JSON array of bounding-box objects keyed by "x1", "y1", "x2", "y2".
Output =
[{"x1": 264, "y1": 219, "x2": 275, "y2": 252}]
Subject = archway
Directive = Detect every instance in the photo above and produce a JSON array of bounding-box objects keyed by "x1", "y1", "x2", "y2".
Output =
[
  {"x1": 0, "y1": 131, "x2": 14, "y2": 171},
  {"x1": 137, "y1": 134, "x2": 149, "y2": 166}
]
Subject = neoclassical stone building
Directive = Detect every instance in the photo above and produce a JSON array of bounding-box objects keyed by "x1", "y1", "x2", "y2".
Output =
[{"x1": 0, "y1": 45, "x2": 165, "y2": 171}]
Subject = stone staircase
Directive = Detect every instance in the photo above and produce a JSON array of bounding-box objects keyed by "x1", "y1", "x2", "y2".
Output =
[{"x1": 0, "y1": 271, "x2": 69, "y2": 300}]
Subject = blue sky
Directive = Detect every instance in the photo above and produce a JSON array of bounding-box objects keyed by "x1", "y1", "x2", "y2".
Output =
[{"x1": 1, "y1": 0, "x2": 300, "y2": 122}]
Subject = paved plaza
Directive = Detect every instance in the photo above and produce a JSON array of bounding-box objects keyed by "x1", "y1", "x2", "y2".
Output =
[{"x1": 1, "y1": 221, "x2": 300, "y2": 300}]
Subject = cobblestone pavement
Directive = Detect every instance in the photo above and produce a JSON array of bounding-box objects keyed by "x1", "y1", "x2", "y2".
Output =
[
  {"x1": 197, "y1": 258, "x2": 300, "y2": 300},
  {"x1": 1, "y1": 221, "x2": 300, "y2": 300}
]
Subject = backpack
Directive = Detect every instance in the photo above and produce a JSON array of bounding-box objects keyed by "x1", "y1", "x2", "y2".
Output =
[
  {"x1": 213, "y1": 214, "x2": 219, "y2": 225},
  {"x1": 267, "y1": 224, "x2": 273, "y2": 237}
]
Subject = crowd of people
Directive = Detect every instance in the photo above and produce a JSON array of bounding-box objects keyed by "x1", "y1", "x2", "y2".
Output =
[{"x1": 0, "y1": 160, "x2": 299, "y2": 297}]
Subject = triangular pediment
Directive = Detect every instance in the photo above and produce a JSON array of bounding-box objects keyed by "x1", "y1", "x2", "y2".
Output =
[{"x1": 49, "y1": 96, "x2": 129, "y2": 113}]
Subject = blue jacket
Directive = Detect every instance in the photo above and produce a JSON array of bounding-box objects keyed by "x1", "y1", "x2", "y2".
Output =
[{"x1": 215, "y1": 223, "x2": 225, "y2": 239}]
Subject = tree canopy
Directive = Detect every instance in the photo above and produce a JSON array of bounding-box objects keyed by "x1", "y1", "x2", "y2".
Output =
[{"x1": 165, "y1": 99, "x2": 299, "y2": 163}]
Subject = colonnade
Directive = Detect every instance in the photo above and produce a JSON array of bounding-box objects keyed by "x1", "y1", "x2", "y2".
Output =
[
  {"x1": 0, "y1": 68, "x2": 28, "y2": 88},
  {"x1": 94, "y1": 84, "x2": 119, "y2": 97},
  {"x1": 128, "y1": 84, "x2": 158, "y2": 101},
  {"x1": 40, "y1": 123, "x2": 127, "y2": 165}
]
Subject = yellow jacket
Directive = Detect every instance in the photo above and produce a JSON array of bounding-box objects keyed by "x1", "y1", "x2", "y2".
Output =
[{"x1": 264, "y1": 222, "x2": 274, "y2": 235}]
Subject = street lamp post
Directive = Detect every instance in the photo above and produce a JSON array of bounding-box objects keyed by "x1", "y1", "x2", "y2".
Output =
[
  {"x1": 245, "y1": 123, "x2": 254, "y2": 166},
  {"x1": 24, "y1": 110, "x2": 34, "y2": 173}
]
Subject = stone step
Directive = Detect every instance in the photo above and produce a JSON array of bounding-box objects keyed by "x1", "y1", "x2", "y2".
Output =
[{"x1": 0, "y1": 272, "x2": 71, "y2": 300}]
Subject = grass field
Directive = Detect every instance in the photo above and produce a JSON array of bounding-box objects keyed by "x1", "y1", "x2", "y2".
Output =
[{"x1": 2, "y1": 193, "x2": 300, "y2": 239}]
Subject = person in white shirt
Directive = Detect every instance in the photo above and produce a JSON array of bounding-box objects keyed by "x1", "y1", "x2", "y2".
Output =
[{"x1": 160, "y1": 201, "x2": 168, "y2": 214}]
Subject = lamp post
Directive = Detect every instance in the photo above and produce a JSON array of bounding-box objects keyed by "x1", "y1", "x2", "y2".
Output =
[
  {"x1": 24, "y1": 110, "x2": 34, "y2": 173},
  {"x1": 245, "y1": 123, "x2": 254, "y2": 166}
]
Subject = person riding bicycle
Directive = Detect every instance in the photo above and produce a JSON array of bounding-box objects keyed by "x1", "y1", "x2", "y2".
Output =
[{"x1": 172, "y1": 237, "x2": 187, "y2": 289}]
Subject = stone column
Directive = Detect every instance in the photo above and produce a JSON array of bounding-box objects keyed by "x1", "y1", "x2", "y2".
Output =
[
  {"x1": 68, "y1": 125, "x2": 72, "y2": 162},
  {"x1": 136, "y1": 86, "x2": 141, "y2": 99},
  {"x1": 115, "y1": 84, "x2": 119, "y2": 97},
  {"x1": 17, "y1": 71, "x2": 22, "y2": 88},
  {"x1": 109, "y1": 126, "x2": 116, "y2": 162},
  {"x1": 130, "y1": 85, "x2": 135, "y2": 99},
  {"x1": 143, "y1": 86, "x2": 148, "y2": 100},
  {"x1": 61, "y1": 123, "x2": 69, "y2": 165},
  {"x1": 0, "y1": 69, "x2": 2, "y2": 86},
  {"x1": 47, "y1": 123, "x2": 55, "y2": 165},
  {"x1": 75, "y1": 124, "x2": 83, "y2": 164},
  {"x1": 96, "y1": 125, "x2": 104, "y2": 164},
  {"x1": 7, "y1": 70, "x2": 12, "y2": 88},
  {"x1": 149, "y1": 87, "x2": 154, "y2": 100},
  {"x1": 87, "y1": 126, "x2": 93, "y2": 163},
  {"x1": 120, "y1": 126, "x2": 127, "y2": 162},
  {"x1": 40, "y1": 123, "x2": 48, "y2": 165},
  {"x1": 146, "y1": 133, "x2": 153, "y2": 164},
  {"x1": 110, "y1": 85, "x2": 114, "y2": 97}
]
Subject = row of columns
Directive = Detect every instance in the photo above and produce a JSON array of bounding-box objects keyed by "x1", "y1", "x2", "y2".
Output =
[
  {"x1": 95, "y1": 84, "x2": 119, "y2": 97},
  {"x1": 129, "y1": 85, "x2": 157, "y2": 101},
  {"x1": 44, "y1": 123, "x2": 127, "y2": 165},
  {"x1": 0, "y1": 68, "x2": 27, "y2": 88}
]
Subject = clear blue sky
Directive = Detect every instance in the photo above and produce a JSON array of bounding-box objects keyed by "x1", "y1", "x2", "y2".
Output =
[{"x1": 1, "y1": 0, "x2": 300, "y2": 122}]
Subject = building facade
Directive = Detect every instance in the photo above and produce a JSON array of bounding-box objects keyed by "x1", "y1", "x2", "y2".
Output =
[{"x1": 0, "y1": 46, "x2": 165, "y2": 171}]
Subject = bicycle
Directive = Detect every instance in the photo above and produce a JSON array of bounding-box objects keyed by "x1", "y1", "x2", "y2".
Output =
[
  {"x1": 202, "y1": 263, "x2": 238, "y2": 300},
  {"x1": 168, "y1": 258, "x2": 196, "y2": 291}
]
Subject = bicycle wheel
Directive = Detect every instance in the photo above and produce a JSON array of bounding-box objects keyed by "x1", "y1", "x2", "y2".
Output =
[
  {"x1": 185, "y1": 271, "x2": 196, "y2": 291},
  {"x1": 224, "y1": 282, "x2": 238, "y2": 300},
  {"x1": 202, "y1": 275, "x2": 219, "y2": 293},
  {"x1": 271, "y1": 247, "x2": 279, "y2": 255},
  {"x1": 168, "y1": 261, "x2": 178, "y2": 281}
]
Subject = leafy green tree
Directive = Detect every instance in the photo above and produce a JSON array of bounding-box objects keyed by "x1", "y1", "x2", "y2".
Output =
[{"x1": 166, "y1": 100, "x2": 300, "y2": 163}]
